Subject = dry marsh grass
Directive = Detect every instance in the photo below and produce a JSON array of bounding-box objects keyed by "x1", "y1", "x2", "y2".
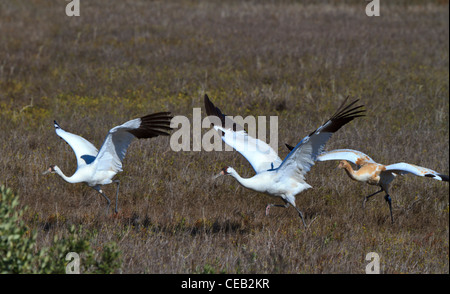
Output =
[{"x1": 0, "y1": 1, "x2": 448, "y2": 273}]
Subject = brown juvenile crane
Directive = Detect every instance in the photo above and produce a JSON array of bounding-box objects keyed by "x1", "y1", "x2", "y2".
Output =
[{"x1": 306, "y1": 148, "x2": 449, "y2": 223}]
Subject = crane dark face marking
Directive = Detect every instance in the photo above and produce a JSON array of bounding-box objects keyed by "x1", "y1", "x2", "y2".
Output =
[{"x1": 221, "y1": 166, "x2": 230, "y2": 175}]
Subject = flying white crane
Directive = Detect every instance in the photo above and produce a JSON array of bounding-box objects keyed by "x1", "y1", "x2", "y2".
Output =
[
  {"x1": 205, "y1": 95, "x2": 365, "y2": 228},
  {"x1": 43, "y1": 112, "x2": 172, "y2": 214},
  {"x1": 308, "y1": 149, "x2": 449, "y2": 223}
]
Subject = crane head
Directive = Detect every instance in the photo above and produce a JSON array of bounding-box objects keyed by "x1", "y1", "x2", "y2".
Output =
[
  {"x1": 42, "y1": 165, "x2": 56, "y2": 175},
  {"x1": 337, "y1": 160, "x2": 349, "y2": 170},
  {"x1": 212, "y1": 166, "x2": 232, "y2": 179},
  {"x1": 220, "y1": 166, "x2": 231, "y2": 176}
]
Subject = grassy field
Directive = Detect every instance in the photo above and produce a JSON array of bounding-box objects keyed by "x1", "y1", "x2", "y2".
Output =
[{"x1": 0, "y1": 1, "x2": 448, "y2": 274}]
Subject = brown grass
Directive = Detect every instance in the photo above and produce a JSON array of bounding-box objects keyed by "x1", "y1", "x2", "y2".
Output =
[{"x1": 0, "y1": 0, "x2": 448, "y2": 273}]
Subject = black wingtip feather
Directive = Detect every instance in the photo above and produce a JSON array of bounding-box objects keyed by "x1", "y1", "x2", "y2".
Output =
[
  {"x1": 204, "y1": 94, "x2": 241, "y2": 132},
  {"x1": 322, "y1": 98, "x2": 366, "y2": 134},
  {"x1": 128, "y1": 111, "x2": 173, "y2": 139},
  {"x1": 204, "y1": 94, "x2": 226, "y2": 126},
  {"x1": 285, "y1": 143, "x2": 295, "y2": 151}
]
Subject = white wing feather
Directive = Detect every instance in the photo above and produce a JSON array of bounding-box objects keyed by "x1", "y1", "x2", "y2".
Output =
[
  {"x1": 316, "y1": 149, "x2": 376, "y2": 166},
  {"x1": 276, "y1": 99, "x2": 365, "y2": 181},
  {"x1": 204, "y1": 95, "x2": 281, "y2": 174},
  {"x1": 216, "y1": 125, "x2": 282, "y2": 173},
  {"x1": 385, "y1": 163, "x2": 448, "y2": 181},
  {"x1": 94, "y1": 118, "x2": 141, "y2": 173},
  {"x1": 54, "y1": 121, "x2": 98, "y2": 169},
  {"x1": 276, "y1": 129, "x2": 333, "y2": 181}
]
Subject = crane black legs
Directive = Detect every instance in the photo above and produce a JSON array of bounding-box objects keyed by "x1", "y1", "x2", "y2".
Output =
[
  {"x1": 113, "y1": 180, "x2": 120, "y2": 214},
  {"x1": 384, "y1": 194, "x2": 393, "y2": 224},
  {"x1": 265, "y1": 203, "x2": 289, "y2": 216},
  {"x1": 93, "y1": 186, "x2": 111, "y2": 215},
  {"x1": 363, "y1": 189, "x2": 394, "y2": 224},
  {"x1": 93, "y1": 181, "x2": 120, "y2": 215},
  {"x1": 293, "y1": 206, "x2": 308, "y2": 228},
  {"x1": 265, "y1": 202, "x2": 307, "y2": 228},
  {"x1": 362, "y1": 189, "x2": 383, "y2": 208}
]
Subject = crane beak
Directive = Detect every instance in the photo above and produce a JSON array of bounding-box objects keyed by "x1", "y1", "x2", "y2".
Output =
[
  {"x1": 212, "y1": 170, "x2": 225, "y2": 180},
  {"x1": 42, "y1": 168, "x2": 52, "y2": 175}
]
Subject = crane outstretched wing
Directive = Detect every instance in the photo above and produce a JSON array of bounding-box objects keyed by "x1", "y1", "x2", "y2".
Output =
[
  {"x1": 275, "y1": 98, "x2": 365, "y2": 181},
  {"x1": 54, "y1": 121, "x2": 99, "y2": 169},
  {"x1": 316, "y1": 149, "x2": 376, "y2": 166},
  {"x1": 385, "y1": 163, "x2": 449, "y2": 182},
  {"x1": 204, "y1": 94, "x2": 282, "y2": 174},
  {"x1": 95, "y1": 112, "x2": 172, "y2": 173}
]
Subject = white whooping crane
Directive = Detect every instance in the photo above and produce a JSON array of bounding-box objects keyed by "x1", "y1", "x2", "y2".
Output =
[
  {"x1": 205, "y1": 95, "x2": 365, "y2": 228},
  {"x1": 312, "y1": 149, "x2": 449, "y2": 223},
  {"x1": 43, "y1": 112, "x2": 172, "y2": 214}
]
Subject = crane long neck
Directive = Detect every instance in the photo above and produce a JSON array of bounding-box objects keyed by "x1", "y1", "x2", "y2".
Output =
[
  {"x1": 228, "y1": 170, "x2": 259, "y2": 191},
  {"x1": 54, "y1": 166, "x2": 79, "y2": 183},
  {"x1": 342, "y1": 162, "x2": 358, "y2": 181}
]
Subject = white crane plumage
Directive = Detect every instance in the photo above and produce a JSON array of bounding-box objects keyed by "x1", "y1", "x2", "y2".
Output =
[
  {"x1": 43, "y1": 112, "x2": 172, "y2": 214},
  {"x1": 205, "y1": 95, "x2": 365, "y2": 227},
  {"x1": 312, "y1": 149, "x2": 449, "y2": 223}
]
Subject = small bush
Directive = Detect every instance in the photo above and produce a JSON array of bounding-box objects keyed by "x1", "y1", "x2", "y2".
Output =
[{"x1": 0, "y1": 185, "x2": 121, "y2": 274}]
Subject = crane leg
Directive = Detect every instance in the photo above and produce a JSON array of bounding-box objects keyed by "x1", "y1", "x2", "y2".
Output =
[
  {"x1": 265, "y1": 202, "x2": 307, "y2": 228},
  {"x1": 384, "y1": 194, "x2": 393, "y2": 224},
  {"x1": 93, "y1": 186, "x2": 111, "y2": 215},
  {"x1": 293, "y1": 206, "x2": 307, "y2": 229},
  {"x1": 362, "y1": 189, "x2": 383, "y2": 208},
  {"x1": 113, "y1": 180, "x2": 120, "y2": 214},
  {"x1": 265, "y1": 203, "x2": 289, "y2": 216}
]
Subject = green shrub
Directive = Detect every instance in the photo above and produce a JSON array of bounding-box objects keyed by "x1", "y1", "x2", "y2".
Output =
[
  {"x1": 0, "y1": 185, "x2": 42, "y2": 273},
  {"x1": 0, "y1": 185, "x2": 121, "y2": 274}
]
